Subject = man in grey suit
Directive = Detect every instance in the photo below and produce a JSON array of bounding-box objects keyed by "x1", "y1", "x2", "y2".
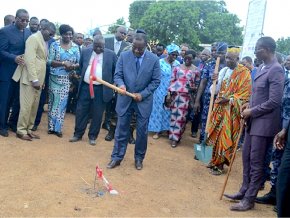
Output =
[
  {"x1": 107, "y1": 32, "x2": 160, "y2": 170},
  {"x1": 224, "y1": 37, "x2": 285, "y2": 211},
  {"x1": 69, "y1": 35, "x2": 117, "y2": 146}
]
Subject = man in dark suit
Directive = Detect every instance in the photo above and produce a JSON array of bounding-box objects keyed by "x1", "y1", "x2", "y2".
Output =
[
  {"x1": 0, "y1": 9, "x2": 30, "y2": 137},
  {"x1": 69, "y1": 35, "x2": 117, "y2": 146},
  {"x1": 107, "y1": 32, "x2": 160, "y2": 170},
  {"x1": 224, "y1": 37, "x2": 285, "y2": 211},
  {"x1": 102, "y1": 26, "x2": 130, "y2": 131}
]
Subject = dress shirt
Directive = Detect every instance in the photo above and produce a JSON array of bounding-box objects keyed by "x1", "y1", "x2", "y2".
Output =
[{"x1": 84, "y1": 52, "x2": 103, "y2": 85}]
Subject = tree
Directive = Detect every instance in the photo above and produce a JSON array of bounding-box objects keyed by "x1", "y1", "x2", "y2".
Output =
[
  {"x1": 200, "y1": 12, "x2": 243, "y2": 45},
  {"x1": 107, "y1": 17, "x2": 126, "y2": 34},
  {"x1": 139, "y1": 1, "x2": 200, "y2": 48},
  {"x1": 129, "y1": 0, "x2": 155, "y2": 29},
  {"x1": 128, "y1": 0, "x2": 243, "y2": 49},
  {"x1": 276, "y1": 37, "x2": 290, "y2": 55}
]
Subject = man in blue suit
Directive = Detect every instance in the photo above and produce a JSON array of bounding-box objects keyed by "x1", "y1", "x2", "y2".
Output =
[
  {"x1": 107, "y1": 32, "x2": 161, "y2": 170},
  {"x1": 0, "y1": 9, "x2": 30, "y2": 137},
  {"x1": 69, "y1": 35, "x2": 117, "y2": 146}
]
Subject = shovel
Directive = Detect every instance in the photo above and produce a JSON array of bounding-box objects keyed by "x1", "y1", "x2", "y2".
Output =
[{"x1": 193, "y1": 57, "x2": 220, "y2": 164}]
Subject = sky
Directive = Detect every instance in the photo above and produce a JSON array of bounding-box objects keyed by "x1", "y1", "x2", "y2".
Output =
[{"x1": 1, "y1": 0, "x2": 289, "y2": 40}]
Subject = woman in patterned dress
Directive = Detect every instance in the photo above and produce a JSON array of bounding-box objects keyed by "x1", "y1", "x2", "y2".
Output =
[
  {"x1": 206, "y1": 48, "x2": 251, "y2": 175},
  {"x1": 47, "y1": 24, "x2": 80, "y2": 137},
  {"x1": 168, "y1": 50, "x2": 200, "y2": 147},
  {"x1": 148, "y1": 43, "x2": 180, "y2": 139}
]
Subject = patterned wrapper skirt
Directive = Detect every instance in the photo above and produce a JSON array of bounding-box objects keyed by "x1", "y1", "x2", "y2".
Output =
[
  {"x1": 48, "y1": 74, "x2": 70, "y2": 133},
  {"x1": 169, "y1": 92, "x2": 190, "y2": 142}
]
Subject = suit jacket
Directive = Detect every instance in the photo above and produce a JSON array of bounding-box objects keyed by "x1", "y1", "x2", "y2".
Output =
[
  {"x1": 12, "y1": 31, "x2": 47, "y2": 86},
  {"x1": 0, "y1": 24, "x2": 31, "y2": 81},
  {"x1": 78, "y1": 47, "x2": 117, "y2": 103},
  {"x1": 105, "y1": 37, "x2": 129, "y2": 57},
  {"x1": 249, "y1": 58, "x2": 285, "y2": 137},
  {"x1": 114, "y1": 50, "x2": 161, "y2": 118}
]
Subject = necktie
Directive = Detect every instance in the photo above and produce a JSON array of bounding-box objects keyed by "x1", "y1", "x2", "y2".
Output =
[
  {"x1": 89, "y1": 57, "x2": 98, "y2": 98},
  {"x1": 114, "y1": 41, "x2": 120, "y2": 54},
  {"x1": 136, "y1": 58, "x2": 140, "y2": 73}
]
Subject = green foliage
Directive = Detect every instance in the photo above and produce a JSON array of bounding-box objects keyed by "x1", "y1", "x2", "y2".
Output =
[
  {"x1": 128, "y1": 0, "x2": 243, "y2": 49},
  {"x1": 107, "y1": 17, "x2": 126, "y2": 34},
  {"x1": 276, "y1": 37, "x2": 290, "y2": 55},
  {"x1": 129, "y1": 1, "x2": 155, "y2": 29}
]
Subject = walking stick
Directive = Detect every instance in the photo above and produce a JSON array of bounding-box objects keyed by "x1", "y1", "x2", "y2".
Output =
[
  {"x1": 219, "y1": 119, "x2": 245, "y2": 200},
  {"x1": 90, "y1": 76, "x2": 136, "y2": 98}
]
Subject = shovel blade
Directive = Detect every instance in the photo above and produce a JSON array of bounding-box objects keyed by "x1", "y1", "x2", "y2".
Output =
[{"x1": 194, "y1": 142, "x2": 213, "y2": 164}]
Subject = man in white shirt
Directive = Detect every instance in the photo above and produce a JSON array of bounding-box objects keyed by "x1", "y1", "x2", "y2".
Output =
[{"x1": 69, "y1": 35, "x2": 117, "y2": 145}]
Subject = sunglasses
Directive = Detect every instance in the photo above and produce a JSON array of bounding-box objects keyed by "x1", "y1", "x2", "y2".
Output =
[{"x1": 17, "y1": 17, "x2": 29, "y2": 23}]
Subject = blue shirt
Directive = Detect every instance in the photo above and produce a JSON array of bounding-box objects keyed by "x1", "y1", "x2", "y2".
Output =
[{"x1": 48, "y1": 41, "x2": 80, "y2": 76}]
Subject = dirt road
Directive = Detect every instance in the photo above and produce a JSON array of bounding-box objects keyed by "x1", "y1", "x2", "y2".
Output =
[{"x1": 0, "y1": 113, "x2": 275, "y2": 216}]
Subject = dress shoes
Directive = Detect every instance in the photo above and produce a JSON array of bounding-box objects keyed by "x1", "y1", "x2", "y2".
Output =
[
  {"x1": 224, "y1": 192, "x2": 244, "y2": 201},
  {"x1": 107, "y1": 160, "x2": 121, "y2": 169},
  {"x1": 230, "y1": 198, "x2": 254, "y2": 211},
  {"x1": 69, "y1": 136, "x2": 82, "y2": 142},
  {"x1": 89, "y1": 139, "x2": 96, "y2": 146},
  {"x1": 105, "y1": 130, "x2": 114, "y2": 141},
  {"x1": 102, "y1": 122, "x2": 110, "y2": 131},
  {"x1": 48, "y1": 130, "x2": 55, "y2": 134},
  {"x1": 28, "y1": 133, "x2": 40, "y2": 139},
  {"x1": 55, "y1": 132, "x2": 63, "y2": 138},
  {"x1": 135, "y1": 160, "x2": 143, "y2": 170},
  {"x1": 255, "y1": 190, "x2": 276, "y2": 205},
  {"x1": 0, "y1": 129, "x2": 9, "y2": 137},
  {"x1": 31, "y1": 125, "x2": 38, "y2": 131},
  {"x1": 16, "y1": 133, "x2": 32, "y2": 141}
]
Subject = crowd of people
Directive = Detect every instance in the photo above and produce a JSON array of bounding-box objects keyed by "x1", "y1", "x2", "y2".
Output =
[{"x1": 1, "y1": 8, "x2": 290, "y2": 217}]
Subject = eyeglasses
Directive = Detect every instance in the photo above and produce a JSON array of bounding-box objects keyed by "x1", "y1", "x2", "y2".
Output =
[{"x1": 17, "y1": 17, "x2": 29, "y2": 23}]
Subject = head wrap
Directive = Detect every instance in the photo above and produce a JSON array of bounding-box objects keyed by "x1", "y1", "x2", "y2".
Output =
[
  {"x1": 227, "y1": 45, "x2": 241, "y2": 54},
  {"x1": 166, "y1": 43, "x2": 180, "y2": 54},
  {"x1": 216, "y1": 42, "x2": 228, "y2": 53}
]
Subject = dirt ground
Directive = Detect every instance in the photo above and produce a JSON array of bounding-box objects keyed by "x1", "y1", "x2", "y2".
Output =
[{"x1": 0, "y1": 112, "x2": 276, "y2": 217}]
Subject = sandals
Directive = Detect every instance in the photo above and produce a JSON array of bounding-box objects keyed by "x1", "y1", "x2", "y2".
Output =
[
  {"x1": 152, "y1": 133, "x2": 160, "y2": 139},
  {"x1": 210, "y1": 166, "x2": 224, "y2": 176},
  {"x1": 206, "y1": 162, "x2": 214, "y2": 169}
]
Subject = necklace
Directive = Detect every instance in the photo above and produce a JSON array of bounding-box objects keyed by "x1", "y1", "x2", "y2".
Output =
[{"x1": 60, "y1": 40, "x2": 72, "y2": 51}]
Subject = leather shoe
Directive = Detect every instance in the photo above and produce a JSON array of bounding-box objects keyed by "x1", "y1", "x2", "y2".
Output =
[
  {"x1": 102, "y1": 122, "x2": 110, "y2": 131},
  {"x1": 16, "y1": 133, "x2": 32, "y2": 141},
  {"x1": 224, "y1": 192, "x2": 244, "y2": 200},
  {"x1": 107, "y1": 160, "x2": 121, "y2": 169},
  {"x1": 255, "y1": 191, "x2": 276, "y2": 205},
  {"x1": 48, "y1": 130, "x2": 55, "y2": 134},
  {"x1": 89, "y1": 139, "x2": 96, "y2": 146},
  {"x1": 0, "y1": 129, "x2": 9, "y2": 137},
  {"x1": 55, "y1": 132, "x2": 63, "y2": 138},
  {"x1": 135, "y1": 160, "x2": 143, "y2": 170},
  {"x1": 31, "y1": 125, "x2": 38, "y2": 131},
  {"x1": 69, "y1": 136, "x2": 82, "y2": 142},
  {"x1": 28, "y1": 133, "x2": 40, "y2": 139},
  {"x1": 230, "y1": 198, "x2": 254, "y2": 211}
]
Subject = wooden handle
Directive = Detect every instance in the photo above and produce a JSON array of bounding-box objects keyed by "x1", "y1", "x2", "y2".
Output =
[
  {"x1": 219, "y1": 119, "x2": 245, "y2": 200},
  {"x1": 95, "y1": 77, "x2": 136, "y2": 98},
  {"x1": 205, "y1": 57, "x2": 220, "y2": 132}
]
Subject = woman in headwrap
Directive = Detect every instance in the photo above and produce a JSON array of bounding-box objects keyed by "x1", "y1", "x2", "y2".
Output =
[
  {"x1": 168, "y1": 49, "x2": 200, "y2": 147},
  {"x1": 148, "y1": 43, "x2": 180, "y2": 139}
]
